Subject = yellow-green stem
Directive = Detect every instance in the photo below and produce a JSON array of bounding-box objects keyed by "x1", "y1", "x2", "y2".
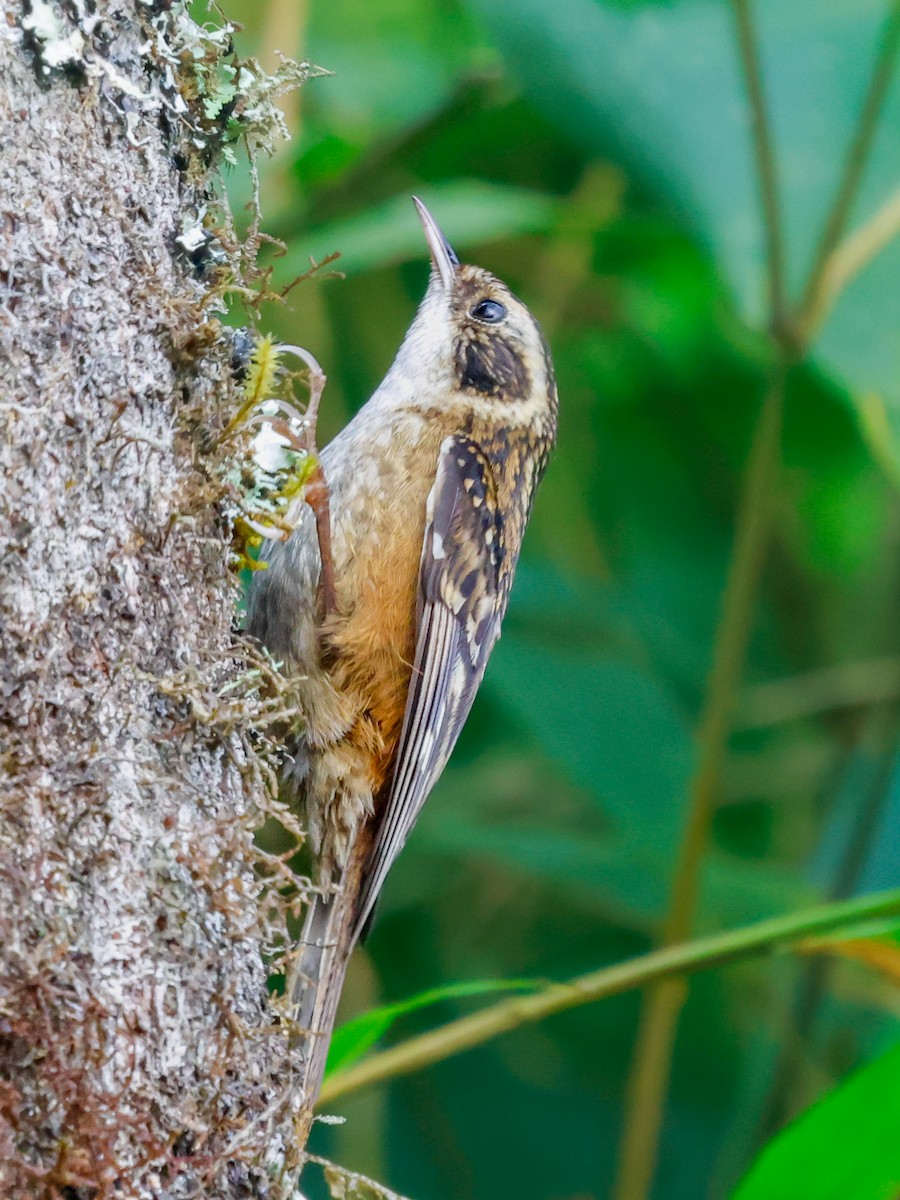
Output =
[
  {"x1": 611, "y1": 368, "x2": 785, "y2": 1200},
  {"x1": 319, "y1": 888, "x2": 900, "y2": 1106},
  {"x1": 732, "y1": 0, "x2": 787, "y2": 331},
  {"x1": 798, "y1": 0, "x2": 900, "y2": 332},
  {"x1": 610, "y1": 0, "x2": 900, "y2": 1190},
  {"x1": 611, "y1": 0, "x2": 793, "y2": 1190}
]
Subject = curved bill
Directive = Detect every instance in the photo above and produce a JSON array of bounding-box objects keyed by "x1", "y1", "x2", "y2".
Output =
[{"x1": 413, "y1": 196, "x2": 459, "y2": 290}]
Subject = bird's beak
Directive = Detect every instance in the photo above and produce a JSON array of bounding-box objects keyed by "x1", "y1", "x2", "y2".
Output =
[{"x1": 413, "y1": 196, "x2": 459, "y2": 291}]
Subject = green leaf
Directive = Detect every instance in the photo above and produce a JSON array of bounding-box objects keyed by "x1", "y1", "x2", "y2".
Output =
[
  {"x1": 276, "y1": 180, "x2": 559, "y2": 278},
  {"x1": 731, "y1": 1040, "x2": 900, "y2": 1200},
  {"x1": 325, "y1": 977, "x2": 541, "y2": 1076}
]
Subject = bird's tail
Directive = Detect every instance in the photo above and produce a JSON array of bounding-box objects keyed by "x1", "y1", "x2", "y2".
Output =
[
  {"x1": 291, "y1": 829, "x2": 373, "y2": 1109},
  {"x1": 293, "y1": 891, "x2": 336, "y2": 1037}
]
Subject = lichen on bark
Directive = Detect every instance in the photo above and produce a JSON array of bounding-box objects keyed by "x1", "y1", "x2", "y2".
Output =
[{"x1": 0, "y1": 1, "x2": 320, "y2": 1195}]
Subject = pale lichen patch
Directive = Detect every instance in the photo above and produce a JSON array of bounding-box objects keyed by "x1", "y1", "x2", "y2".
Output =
[{"x1": 21, "y1": 0, "x2": 85, "y2": 71}]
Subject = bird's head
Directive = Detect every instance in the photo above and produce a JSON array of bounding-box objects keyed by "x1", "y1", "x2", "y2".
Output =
[{"x1": 384, "y1": 198, "x2": 557, "y2": 432}]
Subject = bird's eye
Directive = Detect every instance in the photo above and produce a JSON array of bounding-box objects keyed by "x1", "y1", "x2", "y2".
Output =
[{"x1": 470, "y1": 298, "x2": 507, "y2": 323}]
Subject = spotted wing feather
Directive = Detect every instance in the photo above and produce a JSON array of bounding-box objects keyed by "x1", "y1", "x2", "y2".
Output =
[{"x1": 353, "y1": 434, "x2": 505, "y2": 940}]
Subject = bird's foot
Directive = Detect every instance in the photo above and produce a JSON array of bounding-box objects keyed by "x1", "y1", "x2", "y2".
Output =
[{"x1": 276, "y1": 345, "x2": 338, "y2": 616}]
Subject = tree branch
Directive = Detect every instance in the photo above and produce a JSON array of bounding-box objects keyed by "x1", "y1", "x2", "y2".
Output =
[{"x1": 0, "y1": 4, "x2": 319, "y2": 1195}]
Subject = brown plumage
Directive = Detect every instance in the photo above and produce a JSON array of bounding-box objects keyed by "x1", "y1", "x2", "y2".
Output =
[{"x1": 246, "y1": 199, "x2": 557, "y2": 1102}]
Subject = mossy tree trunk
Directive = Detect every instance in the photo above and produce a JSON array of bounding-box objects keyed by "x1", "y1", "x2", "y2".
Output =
[{"x1": 0, "y1": 2, "x2": 317, "y2": 1195}]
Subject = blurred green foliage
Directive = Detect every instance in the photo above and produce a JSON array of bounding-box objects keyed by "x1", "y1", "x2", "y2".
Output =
[
  {"x1": 732, "y1": 1039, "x2": 900, "y2": 1200},
  {"x1": 217, "y1": 0, "x2": 900, "y2": 1195}
]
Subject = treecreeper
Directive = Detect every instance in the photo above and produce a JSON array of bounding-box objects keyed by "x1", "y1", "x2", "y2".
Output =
[{"x1": 247, "y1": 198, "x2": 558, "y2": 1106}]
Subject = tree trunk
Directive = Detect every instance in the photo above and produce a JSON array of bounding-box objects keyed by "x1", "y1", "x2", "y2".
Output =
[{"x1": 0, "y1": 3, "x2": 317, "y2": 1195}]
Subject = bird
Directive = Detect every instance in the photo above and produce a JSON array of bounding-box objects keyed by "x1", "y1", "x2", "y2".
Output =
[{"x1": 246, "y1": 197, "x2": 558, "y2": 1095}]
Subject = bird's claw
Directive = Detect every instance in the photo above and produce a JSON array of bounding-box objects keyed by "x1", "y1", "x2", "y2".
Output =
[{"x1": 274, "y1": 345, "x2": 337, "y2": 616}]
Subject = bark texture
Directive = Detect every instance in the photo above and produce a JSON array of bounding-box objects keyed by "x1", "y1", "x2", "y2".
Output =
[{"x1": 0, "y1": 3, "x2": 313, "y2": 1195}]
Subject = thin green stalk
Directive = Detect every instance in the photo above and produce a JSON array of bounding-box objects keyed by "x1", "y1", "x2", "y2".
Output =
[
  {"x1": 611, "y1": 5, "x2": 787, "y2": 1195},
  {"x1": 732, "y1": 0, "x2": 787, "y2": 331},
  {"x1": 799, "y1": 183, "x2": 900, "y2": 341},
  {"x1": 666, "y1": 377, "x2": 784, "y2": 944},
  {"x1": 610, "y1": 4, "x2": 900, "y2": 1190},
  {"x1": 612, "y1": 369, "x2": 785, "y2": 1200},
  {"x1": 738, "y1": 654, "x2": 900, "y2": 729},
  {"x1": 798, "y1": 0, "x2": 900, "y2": 335},
  {"x1": 318, "y1": 888, "x2": 900, "y2": 1106}
]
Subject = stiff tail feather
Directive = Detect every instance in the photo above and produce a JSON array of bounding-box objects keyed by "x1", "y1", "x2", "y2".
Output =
[
  {"x1": 293, "y1": 892, "x2": 336, "y2": 1037},
  {"x1": 291, "y1": 828, "x2": 374, "y2": 1109}
]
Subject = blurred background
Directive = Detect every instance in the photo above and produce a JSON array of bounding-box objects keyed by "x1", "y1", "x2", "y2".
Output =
[{"x1": 219, "y1": 0, "x2": 900, "y2": 1196}]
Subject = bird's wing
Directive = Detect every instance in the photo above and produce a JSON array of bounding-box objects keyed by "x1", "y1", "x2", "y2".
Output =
[{"x1": 353, "y1": 433, "x2": 506, "y2": 940}]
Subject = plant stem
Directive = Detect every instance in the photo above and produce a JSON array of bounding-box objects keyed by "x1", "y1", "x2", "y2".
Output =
[
  {"x1": 760, "y1": 701, "x2": 900, "y2": 1139},
  {"x1": 798, "y1": 0, "x2": 900, "y2": 334},
  {"x1": 612, "y1": 368, "x2": 785, "y2": 1200},
  {"x1": 737, "y1": 654, "x2": 900, "y2": 729},
  {"x1": 259, "y1": 0, "x2": 310, "y2": 135},
  {"x1": 611, "y1": 4, "x2": 788, "y2": 1195},
  {"x1": 318, "y1": 888, "x2": 900, "y2": 1106},
  {"x1": 732, "y1": 0, "x2": 787, "y2": 332},
  {"x1": 799, "y1": 183, "x2": 900, "y2": 341}
]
